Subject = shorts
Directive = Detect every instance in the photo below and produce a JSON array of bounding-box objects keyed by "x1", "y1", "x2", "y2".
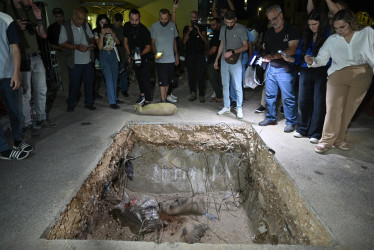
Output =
[{"x1": 156, "y1": 63, "x2": 174, "y2": 86}]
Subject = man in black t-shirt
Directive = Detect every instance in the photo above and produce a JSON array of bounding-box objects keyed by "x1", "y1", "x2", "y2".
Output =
[
  {"x1": 258, "y1": 4, "x2": 300, "y2": 133},
  {"x1": 206, "y1": 18, "x2": 222, "y2": 102},
  {"x1": 182, "y1": 11, "x2": 208, "y2": 102},
  {"x1": 123, "y1": 9, "x2": 151, "y2": 105}
]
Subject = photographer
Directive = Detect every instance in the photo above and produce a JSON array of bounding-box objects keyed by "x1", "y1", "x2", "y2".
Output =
[
  {"x1": 183, "y1": 11, "x2": 208, "y2": 102},
  {"x1": 3, "y1": 0, "x2": 55, "y2": 136},
  {"x1": 123, "y1": 9, "x2": 152, "y2": 106}
]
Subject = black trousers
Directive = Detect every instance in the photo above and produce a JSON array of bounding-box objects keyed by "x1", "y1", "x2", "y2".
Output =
[
  {"x1": 186, "y1": 54, "x2": 205, "y2": 96},
  {"x1": 133, "y1": 59, "x2": 151, "y2": 102}
]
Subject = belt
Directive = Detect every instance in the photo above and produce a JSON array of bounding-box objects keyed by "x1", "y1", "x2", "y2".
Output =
[{"x1": 30, "y1": 53, "x2": 40, "y2": 57}]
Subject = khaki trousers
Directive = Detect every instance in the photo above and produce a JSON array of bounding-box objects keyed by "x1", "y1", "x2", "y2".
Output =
[{"x1": 319, "y1": 64, "x2": 373, "y2": 147}]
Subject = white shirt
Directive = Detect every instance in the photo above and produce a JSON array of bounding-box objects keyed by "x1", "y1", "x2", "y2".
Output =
[{"x1": 310, "y1": 26, "x2": 374, "y2": 75}]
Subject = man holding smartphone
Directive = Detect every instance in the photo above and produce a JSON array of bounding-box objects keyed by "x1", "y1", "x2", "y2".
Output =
[
  {"x1": 150, "y1": 8, "x2": 179, "y2": 103},
  {"x1": 258, "y1": 4, "x2": 300, "y2": 133}
]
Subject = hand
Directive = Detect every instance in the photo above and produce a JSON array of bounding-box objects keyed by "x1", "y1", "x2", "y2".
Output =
[
  {"x1": 87, "y1": 44, "x2": 95, "y2": 51},
  {"x1": 194, "y1": 25, "x2": 200, "y2": 33},
  {"x1": 214, "y1": 61, "x2": 219, "y2": 70},
  {"x1": 77, "y1": 44, "x2": 87, "y2": 52},
  {"x1": 281, "y1": 54, "x2": 294, "y2": 63},
  {"x1": 188, "y1": 25, "x2": 194, "y2": 32},
  {"x1": 17, "y1": 19, "x2": 27, "y2": 31},
  {"x1": 10, "y1": 74, "x2": 21, "y2": 90},
  {"x1": 223, "y1": 50, "x2": 233, "y2": 59},
  {"x1": 262, "y1": 54, "x2": 272, "y2": 62},
  {"x1": 175, "y1": 55, "x2": 179, "y2": 66},
  {"x1": 30, "y1": 2, "x2": 42, "y2": 20},
  {"x1": 304, "y1": 55, "x2": 313, "y2": 65}
]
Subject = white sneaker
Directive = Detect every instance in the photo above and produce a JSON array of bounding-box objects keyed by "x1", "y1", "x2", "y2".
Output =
[
  {"x1": 217, "y1": 106, "x2": 231, "y2": 115},
  {"x1": 293, "y1": 132, "x2": 303, "y2": 138},
  {"x1": 309, "y1": 138, "x2": 319, "y2": 144},
  {"x1": 167, "y1": 95, "x2": 177, "y2": 103},
  {"x1": 236, "y1": 108, "x2": 243, "y2": 119},
  {"x1": 170, "y1": 93, "x2": 178, "y2": 100}
]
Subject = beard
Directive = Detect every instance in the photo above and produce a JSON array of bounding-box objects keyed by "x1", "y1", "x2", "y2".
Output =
[
  {"x1": 160, "y1": 21, "x2": 169, "y2": 27},
  {"x1": 227, "y1": 25, "x2": 234, "y2": 30}
]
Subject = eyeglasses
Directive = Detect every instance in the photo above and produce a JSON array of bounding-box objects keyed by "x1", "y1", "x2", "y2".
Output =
[{"x1": 268, "y1": 13, "x2": 280, "y2": 23}]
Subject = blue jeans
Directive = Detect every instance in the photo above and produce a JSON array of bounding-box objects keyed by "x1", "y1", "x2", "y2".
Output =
[
  {"x1": 229, "y1": 52, "x2": 248, "y2": 102},
  {"x1": 118, "y1": 60, "x2": 128, "y2": 93},
  {"x1": 265, "y1": 66, "x2": 297, "y2": 125},
  {"x1": 0, "y1": 78, "x2": 22, "y2": 151},
  {"x1": 99, "y1": 50, "x2": 118, "y2": 105},
  {"x1": 297, "y1": 67, "x2": 327, "y2": 139},
  {"x1": 67, "y1": 63, "x2": 94, "y2": 108},
  {"x1": 221, "y1": 59, "x2": 243, "y2": 108}
]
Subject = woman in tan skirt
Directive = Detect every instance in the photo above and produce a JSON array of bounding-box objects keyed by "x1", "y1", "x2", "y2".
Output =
[{"x1": 305, "y1": 9, "x2": 374, "y2": 153}]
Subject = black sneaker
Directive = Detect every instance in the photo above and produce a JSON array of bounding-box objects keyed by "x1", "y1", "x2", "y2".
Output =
[
  {"x1": 136, "y1": 96, "x2": 145, "y2": 105},
  {"x1": 0, "y1": 149, "x2": 29, "y2": 160},
  {"x1": 142, "y1": 101, "x2": 150, "y2": 107},
  {"x1": 22, "y1": 125, "x2": 41, "y2": 137},
  {"x1": 255, "y1": 105, "x2": 266, "y2": 113},
  {"x1": 36, "y1": 119, "x2": 57, "y2": 128},
  {"x1": 122, "y1": 91, "x2": 129, "y2": 97},
  {"x1": 280, "y1": 106, "x2": 284, "y2": 114},
  {"x1": 116, "y1": 99, "x2": 124, "y2": 104},
  {"x1": 85, "y1": 105, "x2": 97, "y2": 110},
  {"x1": 13, "y1": 141, "x2": 33, "y2": 153},
  {"x1": 110, "y1": 104, "x2": 120, "y2": 109}
]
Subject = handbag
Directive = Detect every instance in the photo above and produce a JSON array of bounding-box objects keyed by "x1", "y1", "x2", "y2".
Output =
[{"x1": 224, "y1": 27, "x2": 240, "y2": 64}]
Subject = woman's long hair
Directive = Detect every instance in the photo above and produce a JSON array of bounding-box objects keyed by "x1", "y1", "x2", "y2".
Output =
[
  {"x1": 302, "y1": 9, "x2": 329, "y2": 56},
  {"x1": 95, "y1": 14, "x2": 111, "y2": 34},
  {"x1": 332, "y1": 9, "x2": 362, "y2": 32}
]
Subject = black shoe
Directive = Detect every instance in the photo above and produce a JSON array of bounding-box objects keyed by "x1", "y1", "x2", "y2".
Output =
[
  {"x1": 95, "y1": 93, "x2": 103, "y2": 99},
  {"x1": 85, "y1": 105, "x2": 97, "y2": 110},
  {"x1": 280, "y1": 106, "x2": 284, "y2": 114},
  {"x1": 67, "y1": 106, "x2": 74, "y2": 112},
  {"x1": 0, "y1": 149, "x2": 29, "y2": 160},
  {"x1": 36, "y1": 119, "x2": 57, "y2": 128},
  {"x1": 136, "y1": 96, "x2": 145, "y2": 105},
  {"x1": 142, "y1": 101, "x2": 150, "y2": 107},
  {"x1": 230, "y1": 101, "x2": 237, "y2": 108},
  {"x1": 116, "y1": 99, "x2": 124, "y2": 104},
  {"x1": 255, "y1": 105, "x2": 266, "y2": 113},
  {"x1": 110, "y1": 104, "x2": 120, "y2": 109},
  {"x1": 259, "y1": 119, "x2": 277, "y2": 126},
  {"x1": 122, "y1": 91, "x2": 129, "y2": 97},
  {"x1": 22, "y1": 125, "x2": 41, "y2": 137}
]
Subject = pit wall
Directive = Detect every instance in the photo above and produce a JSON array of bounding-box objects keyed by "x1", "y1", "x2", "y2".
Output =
[
  {"x1": 243, "y1": 132, "x2": 331, "y2": 245},
  {"x1": 46, "y1": 124, "x2": 331, "y2": 246}
]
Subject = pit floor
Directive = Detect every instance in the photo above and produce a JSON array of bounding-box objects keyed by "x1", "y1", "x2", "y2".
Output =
[{"x1": 0, "y1": 74, "x2": 373, "y2": 250}]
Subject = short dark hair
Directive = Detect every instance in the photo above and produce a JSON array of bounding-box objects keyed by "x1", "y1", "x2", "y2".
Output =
[
  {"x1": 129, "y1": 9, "x2": 140, "y2": 18},
  {"x1": 114, "y1": 13, "x2": 123, "y2": 22},
  {"x1": 224, "y1": 10, "x2": 236, "y2": 20},
  {"x1": 160, "y1": 8, "x2": 170, "y2": 15},
  {"x1": 52, "y1": 8, "x2": 64, "y2": 16},
  {"x1": 211, "y1": 17, "x2": 221, "y2": 24}
]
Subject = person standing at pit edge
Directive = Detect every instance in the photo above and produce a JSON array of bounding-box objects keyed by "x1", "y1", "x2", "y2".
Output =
[
  {"x1": 214, "y1": 11, "x2": 248, "y2": 119},
  {"x1": 151, "y1": 9, "x2": 179, "y2": 103},
  {"x1": 123, "y1": 9, "x2": 152, "y2": 106},
  {"x1": 0, "y1": 11, "x2": 33, "y2": 160}
]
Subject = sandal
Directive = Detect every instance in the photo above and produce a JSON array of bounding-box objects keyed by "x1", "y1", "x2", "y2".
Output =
[
  {"x1": 333, "y1": 142, "x2": 350, "y2": 151},
  {"x1": 315, "y1": 144, "x2": 330, "y2": 154}
]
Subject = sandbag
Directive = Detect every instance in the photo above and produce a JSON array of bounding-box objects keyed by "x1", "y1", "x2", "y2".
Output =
[{"x1": 134, "y1": 103, "x2": 177, "y2": 116}]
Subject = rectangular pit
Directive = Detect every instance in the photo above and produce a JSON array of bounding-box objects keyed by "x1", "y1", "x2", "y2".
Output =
[{"x1": 45, "y1": 124, "x2": 331, "y2": 246}]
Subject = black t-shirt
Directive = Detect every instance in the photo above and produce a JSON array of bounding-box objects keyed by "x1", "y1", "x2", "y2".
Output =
[
  {"x1": 264, "y1": 22, "x2": 300, "y2": 67},
  {"x1": 123, "y1": 22, "x2": 151, "y2": 59},
  {"x1": 47, "y1": 22, "x2": 61, "y2": 46},
  {"x1": 183, "y1": 24, "x2": 206, "y2": 55},
  {"x1": 208, "y1": 29, "x2": 220, "y2": 64}
]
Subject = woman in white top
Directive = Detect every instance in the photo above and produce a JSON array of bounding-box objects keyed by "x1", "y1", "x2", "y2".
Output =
[{"x1": 305, "y1": 9, "x2": 374, "y2": 154}]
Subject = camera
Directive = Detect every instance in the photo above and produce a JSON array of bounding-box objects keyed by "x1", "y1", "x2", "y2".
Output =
[
  {"x1": 173, "y1": 0, "x2": 179, "y2": 4},
  {"x1": 134, "y1": 47, "x2": 142, "y2": 67},
  {"x1": 191, "y1": 20, "x2": 198, "y2": 26},
  {"x1": 103, "y1": 23, "x2": 109, "y2": 29}
]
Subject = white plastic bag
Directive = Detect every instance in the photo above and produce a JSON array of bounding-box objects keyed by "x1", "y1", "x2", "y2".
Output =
[{"x1": 243, "y1": 66, "x2": 258, "y2": 89}]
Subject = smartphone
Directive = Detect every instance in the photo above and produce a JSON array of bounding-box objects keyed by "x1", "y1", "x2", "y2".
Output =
[
  {"x1": 278, "y1": 50, "x2": 289, "y2": 57},
  {"x1": 156, "y1": 52, "x2": 163, "y2": 58},
  {"x1": 174, "y1": 0, "x2": 179, "y2": 4},
  {"x1": 103, "y1": 23, "x2": 109, "y2": 29}
]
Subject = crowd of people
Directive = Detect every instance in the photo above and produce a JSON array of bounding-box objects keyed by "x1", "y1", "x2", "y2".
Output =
[{"x1": 0, "y1": 0, "x2": 373, "y2": 160}]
